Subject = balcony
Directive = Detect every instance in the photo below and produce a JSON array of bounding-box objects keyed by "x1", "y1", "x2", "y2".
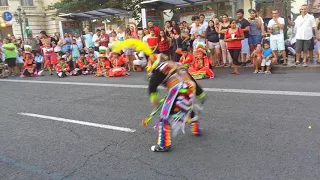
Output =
[
  {"x1": 22, "y1": 6, "x2": 37, "y2": 11},
  {"x1": 0, "y1": 6, "x2": 9, "y2": 12}
]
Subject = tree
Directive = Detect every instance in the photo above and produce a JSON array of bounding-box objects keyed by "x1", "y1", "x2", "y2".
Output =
[{"x1": 48, "y1": 0, "x2": 143, "y2": 20}]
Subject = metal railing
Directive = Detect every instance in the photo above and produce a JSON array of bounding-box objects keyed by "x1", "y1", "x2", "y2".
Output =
[
  {"x1": 0, "y1": 6, "x2": 9, "y2": 11},
  {"x1": 22, "y1": 6, "x2": 37, "y2": 11}
]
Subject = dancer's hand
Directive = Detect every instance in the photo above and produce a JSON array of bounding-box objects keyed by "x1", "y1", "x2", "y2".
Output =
[{"x1": 152, "y1": 99, "x2": 159, "y2": 108}]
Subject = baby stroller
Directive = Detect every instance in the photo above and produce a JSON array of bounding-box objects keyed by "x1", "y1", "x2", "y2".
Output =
[{"x1": 285, "y1": 37, "x2": 296, "y2": 59}]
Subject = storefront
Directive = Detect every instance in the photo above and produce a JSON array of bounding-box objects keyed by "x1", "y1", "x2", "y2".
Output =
[
  {"x1": 140, "y1": 0, "x2": 239, "y2": 29},
  {"x1": 58, "y1": 8, "x2": 132, "y2": 34},
  {"x1": 0, "y1": 24, "x2": 13, "y2": 39}
]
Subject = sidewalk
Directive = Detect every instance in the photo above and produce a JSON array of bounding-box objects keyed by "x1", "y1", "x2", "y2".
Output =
[{"x1": 214, "y1": 56, "x2": 320, "y2": 73}]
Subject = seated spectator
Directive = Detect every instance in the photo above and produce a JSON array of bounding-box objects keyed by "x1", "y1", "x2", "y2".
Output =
[
  {"x1": 34, "y1": 51, "x2": 43, "y2": 71},
  {"x1": 56, "y1": 58, "x2": 70, "y2": 78},
  {"x1": 251, "y1": 44, "x2": 263, "y2": 73},
  {"x1": 95, "y1": 47, "x2": 111, "y2": 77},
  {"x1": 108, "y1": 52, "x2": 128, "y2": 77},
  {"x1": 133, "y1": 51, "x2": 147, "y2": 72},
  {"x1": 74, "y1": 51, "x2": 94, "y2": 75},
  {"x1": 62, "y1": 51, "x2": 73, "y2": 70},
  {"x1": 260, "y1": 42, "x2": 277, "y2": 74},
  {"x1": 86, "y1": 47, "x2": 100, "y2": 59},
  {"x1": 21, "y1": 51, "x2": 36, "y2": 78},
  {"x1": 188, "y1": 46, "x2": 214, "y2": 79},
  {"x1": 179, "y1": 48, "x2": 193, "y2": 67}
]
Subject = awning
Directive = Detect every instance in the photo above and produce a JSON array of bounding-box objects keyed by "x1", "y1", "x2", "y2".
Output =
[
  {"x1": 58, "y1": 8, "x2": 133, "y2": 20},
  {"x1": 141, "y1": 0, "x2": 213, "y2": 9}
]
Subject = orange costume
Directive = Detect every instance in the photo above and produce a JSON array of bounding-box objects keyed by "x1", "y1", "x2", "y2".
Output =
[
  {"x1": 179, "y1": 52, "x2": 193, "y2": 67},
  {"x1": 76, "y1": 56, "x2": 94, "y2": 70},
  {"x1": 56, "y1": 63, "x2": 70, "y2": 73},
  {"x1": 22, "y1": 52, "x2": 36, "y2": 77},
  {"x1": 108, "y1": 54, "x2": 128, "y2": 77},
  {"x1": 56, "y1": 62, "x2": 70, "y2": 78},
  {"x1": 96, "y1": 59, "x2": 111, "y2": 77},
  {"x1": 188, "y1": 47, "x2": 214, "y2": 79},
  {"x1": 40, "y1": 37, "x2": 57, "y2": 66}
]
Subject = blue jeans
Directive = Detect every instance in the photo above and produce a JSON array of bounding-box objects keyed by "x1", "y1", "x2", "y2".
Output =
[{"x1": 248, "y1": 35, "x2": 262, "y2": 45}]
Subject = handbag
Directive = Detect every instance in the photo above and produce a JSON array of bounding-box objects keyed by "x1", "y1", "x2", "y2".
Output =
[{"x1": 175, "y1": 38, "x2": 182, "y2": 55}]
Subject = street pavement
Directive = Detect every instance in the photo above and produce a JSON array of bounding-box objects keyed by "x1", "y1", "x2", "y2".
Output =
[{"x1": 0, "y1": 69, "x2": 320, "y2": 180}]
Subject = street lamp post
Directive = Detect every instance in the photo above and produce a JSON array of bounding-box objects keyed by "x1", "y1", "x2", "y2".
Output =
[{"x1": 13, "y1": 6, "x2": 26, "y2": 41}]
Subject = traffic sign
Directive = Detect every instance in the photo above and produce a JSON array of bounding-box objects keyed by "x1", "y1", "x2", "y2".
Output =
[{"x1": 2, "y1": 12, "x2": 12, "y2": 22}]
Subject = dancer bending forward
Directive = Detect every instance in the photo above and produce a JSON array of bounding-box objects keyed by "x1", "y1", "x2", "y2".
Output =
[{"x1": 148, "y1": 54, "x2": 206, "y2": 152}]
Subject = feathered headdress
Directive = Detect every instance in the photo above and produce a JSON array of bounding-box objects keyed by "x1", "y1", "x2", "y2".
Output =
[
  {"x1": 194, "y1": 43, "x2": 207, "y2": 55},
  {"x1": 24, "y1": 45, "x2": 32, "y2": 53},
  {"x1": 99, "y1": 46, "x2": 107, "y2": 57},
  {"x1": 111, "y1": 39, "x2": 153, "y2": 56}
]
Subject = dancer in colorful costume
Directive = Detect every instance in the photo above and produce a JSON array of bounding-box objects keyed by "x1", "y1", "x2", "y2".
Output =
[
  {"x1": 56, "y1": 58, "x2": 70, "y2": 78},
  {"x1": 38, "y1": 31, "x2": 57, "y2": 76},
  {"x1": 108, "y1": 52, "x2": 128, "y2": 77},
  {"x1": 146, "y1": 53, "x2": 206, "y2": 152},
  {"x1": 188, "y1": 45, "x2": 214, "y2": 79},
  {"x1": 96, "y1": 46, "x2": 111, "y2": 77},
  {"x1": 74, "y1": 52, "x2": 94, "y2": 75},
  {"x1": 21, "y1": 46, "x2": 36, "y2": 78}
]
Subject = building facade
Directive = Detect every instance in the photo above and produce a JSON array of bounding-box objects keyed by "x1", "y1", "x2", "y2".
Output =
[{"x1": 0, "y1": 0, "x2": 63, "y2": 39}]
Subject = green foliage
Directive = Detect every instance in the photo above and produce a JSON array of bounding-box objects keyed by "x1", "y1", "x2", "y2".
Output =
[
  {"x1": 255, "y1": 0, "x2": 295, "y2": 6},
  {"x1": 49, "y1": 0, "x2": 143, "y2": 20}
]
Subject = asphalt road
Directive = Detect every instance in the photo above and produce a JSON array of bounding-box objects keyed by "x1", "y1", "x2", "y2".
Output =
[{"x1": 0, "y1": 69, "x2": 319, "y2": 180}]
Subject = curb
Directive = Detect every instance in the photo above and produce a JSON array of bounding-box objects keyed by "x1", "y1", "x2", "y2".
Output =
[{"x1": 214, "y1": 65, "x2": 320, "y2": 73}]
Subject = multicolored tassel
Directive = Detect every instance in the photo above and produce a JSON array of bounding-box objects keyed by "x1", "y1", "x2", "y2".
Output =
[
  {"x1": 191, "y1": 121, "x2": 201, "y2": 135},
  {"x1": 157, "y1": 120, "x2": 171, "y2": 147}
]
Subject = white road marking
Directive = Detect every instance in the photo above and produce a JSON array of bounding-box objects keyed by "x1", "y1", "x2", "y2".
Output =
[
  {"x1": 2, "y1": 79, "x2": 320, "y2": 97},
  {"x1": 18, "y1": 113, "x2": 136, "y2": 133}
]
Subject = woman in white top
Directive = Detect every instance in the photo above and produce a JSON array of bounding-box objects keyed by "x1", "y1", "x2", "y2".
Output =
[
  {"x1": 142, "y1": 28, "x2": 150, "y2": 44},
  {"x1": 74, "y1": 33, "x2": 84, "y2": 50},
  {"x1": 133, "y1": 51, "x2": 147, "y2": 71},
  {"x1": 117, "y1": 27, "x2": 125, "y2": 42},
  {"x1": 53, "y1": 33, "x2": 62, "y2": 53}
]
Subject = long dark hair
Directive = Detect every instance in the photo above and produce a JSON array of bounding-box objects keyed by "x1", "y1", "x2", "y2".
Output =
[
  {"x1": 173, "y1": 25, "x2": 181, "y2": 35},
  {"x1": 208, "y1": 20, "x2": 215, "y2": 30},
  {"x1": 158, "y1": 30, "x2": 168, "y2": 42}
]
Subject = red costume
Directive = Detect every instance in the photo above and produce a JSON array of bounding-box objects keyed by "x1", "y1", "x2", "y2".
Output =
[
  {"x1": 188, "y1": 47, "x2": 214, "y2": 79},
  {"x1": 108, "y1": 54, "x2": 127, "y2": 77},
  {"x1": 179, "y1": 52, "x2": 193, "y2": 67},
  {"x1": 96, "y1": 59, "x2": 111, "y2": 77},
  {"x1": 76, "y1": 56, "x2": 94, "y2": 70},
  {"x1": 40, "y1": 37, "x2": 57, "y2": 66},
  {"x1": 22, "y1": 52, "x2": 36, "y2": 77},
  {"x1": 56, "y1": 63, "x2": 70, "y2": 73}
]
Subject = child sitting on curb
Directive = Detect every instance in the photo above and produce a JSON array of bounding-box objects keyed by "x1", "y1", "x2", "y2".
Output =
[{"x1": 253, "y1": 42, "x2": 276, "y2": 74}]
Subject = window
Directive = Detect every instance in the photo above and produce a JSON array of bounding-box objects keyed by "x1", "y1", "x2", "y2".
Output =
[
  {"x1": 21, "y1": 0, "x2": 33, "y2": 6},
  {"x1": 0, "y1": 0, "x2": 8, "y2": 6}
]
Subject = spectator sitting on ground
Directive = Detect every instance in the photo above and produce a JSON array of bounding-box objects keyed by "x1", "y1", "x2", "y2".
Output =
[
  {"x1": 133, "y1": 51, "x2": 147, "y2": 72},
  {"x1": 86, "y1": 47, "x2": 99, "y2": 59},
  {"x1": 252, "y1": 44, "x2": 263, "y2": 73},
  {"x1": 260, "y1": 42, "x2": 277, "y2": 74}
]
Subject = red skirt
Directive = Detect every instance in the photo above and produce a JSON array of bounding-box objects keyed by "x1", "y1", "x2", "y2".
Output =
[{"x1": 108, "y1": 67, "x2": 127, "y2": 77}]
